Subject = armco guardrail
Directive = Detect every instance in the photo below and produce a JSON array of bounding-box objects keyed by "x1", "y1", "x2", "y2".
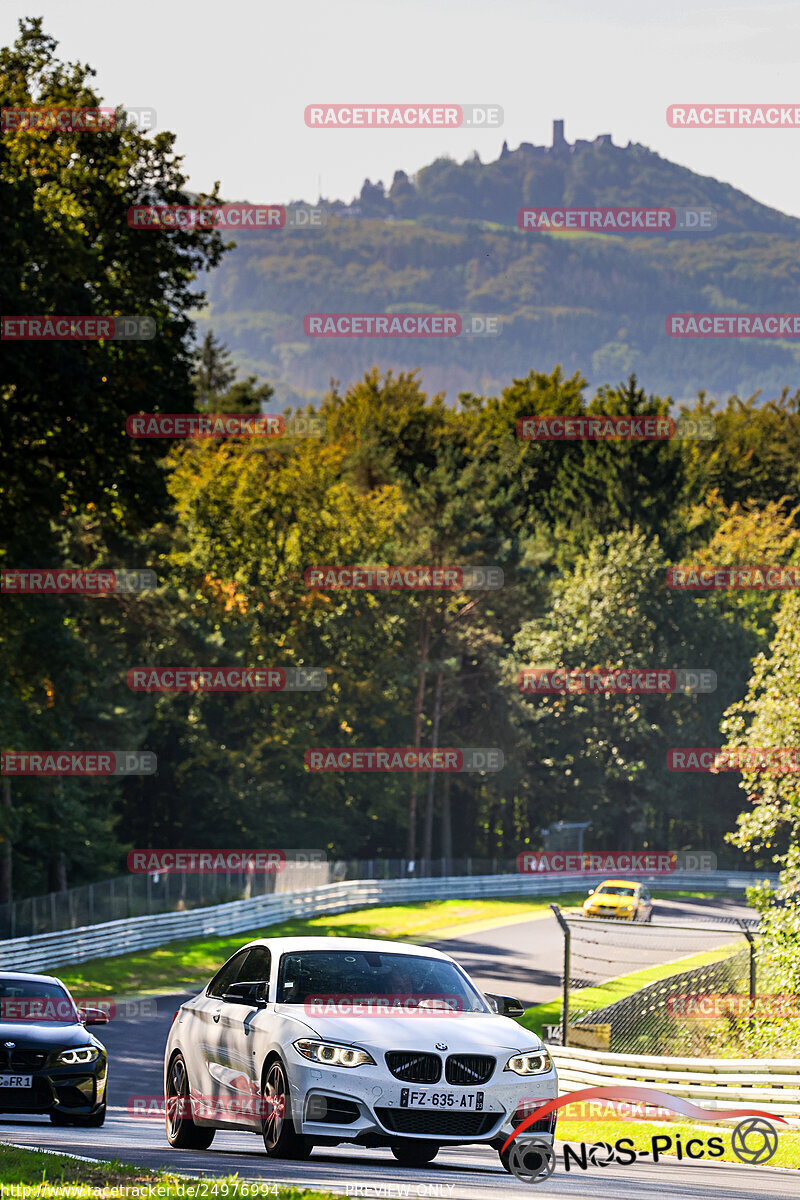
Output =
[
  {"x1": 0, "y1": 870, "x2": 773, "y2": 972},
  {"x1": 551, "y1": 1045, "x2": 800, "y2": 1122}
]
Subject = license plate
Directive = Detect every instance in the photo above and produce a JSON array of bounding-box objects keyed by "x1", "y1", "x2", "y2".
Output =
[
  {"x1": 400, "y1": 1088, "x2": 483, "y2": 1110},
  {"x1": 0, "y1": 1075, "x2": 32, "y2": 1088}
]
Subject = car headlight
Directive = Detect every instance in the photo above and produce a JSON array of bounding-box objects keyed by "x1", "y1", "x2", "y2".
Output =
[
  {"x1": 505, "y1": 1050, "x2": 552, "y2": 1075},
  {"x1": 293, "y1": 1039, "x2": 375, "y2": 1068},
  {"x1": 56, "y1": 1047, "x2": 99, "y2": 1065}
]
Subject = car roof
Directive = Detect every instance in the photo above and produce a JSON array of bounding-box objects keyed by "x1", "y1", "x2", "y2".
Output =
[
  {"x1": 596, "y1": 880, "x2": 641, "y2": 887},
  {"x1": 0, "y1": 971, "x2": 67, "y2": 986},
  {"x1": 238, "y1": 935, "x2": 453, "y2": 960}
]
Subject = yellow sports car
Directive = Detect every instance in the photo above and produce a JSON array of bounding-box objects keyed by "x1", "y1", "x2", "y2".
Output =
[{"x1": 582, "y1": 880, "x2": 653, "y2": 922}]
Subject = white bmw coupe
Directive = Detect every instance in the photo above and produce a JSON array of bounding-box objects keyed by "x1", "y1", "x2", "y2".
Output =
[{"x1": 164, "y1": 936, "x2": 557, "y2": 1171}]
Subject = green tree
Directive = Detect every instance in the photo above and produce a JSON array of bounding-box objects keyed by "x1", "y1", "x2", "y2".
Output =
[{"x1": 192, "y1": 331, "x2": 237, "y2": 409}]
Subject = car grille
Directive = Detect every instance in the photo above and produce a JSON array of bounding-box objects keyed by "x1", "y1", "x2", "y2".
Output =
[
  {"x1": 3, "y1": 1050, "x2": 47, "y2": 1071},
  {"x1": 385, "y1": 1052, "x2": 441, "y2": 1083},
  {"x1": 376, "y1": 1107, "x2": 497, "y2": 1136},
  {"x1": 0, "y1": 1079, "x2": 51, "y2": 1110},
  {"x1": 445, "y1": 1055, "x2": 495, "y2": 1085}
]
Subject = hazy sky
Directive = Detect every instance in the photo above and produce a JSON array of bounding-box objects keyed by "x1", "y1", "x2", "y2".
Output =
[{"x1": 5, "y1": 1, "x2": 800, "y2": 215}]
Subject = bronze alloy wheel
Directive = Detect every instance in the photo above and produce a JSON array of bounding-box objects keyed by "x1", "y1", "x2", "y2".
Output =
[
  {"x1": 165, "y1": 1053, "x2": 215, "y2": 1149},
  {"x1": 262, "y1": 1059, "x2": 313, "y2": 1159}
]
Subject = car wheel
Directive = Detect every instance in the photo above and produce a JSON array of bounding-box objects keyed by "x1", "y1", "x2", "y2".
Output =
[
  {"x1": 262, "y1": 1059, "x2": 313, "y2": 1159},
  {"x1": 166, "y1": 1053, "x2": 215, "y2": 1149},
  {"x1": 391, "y1": 1141, "x2": 440, "y2": 1166},
  {"x1": 645, "y1": 908, "x2": 653, "y2": 923}
]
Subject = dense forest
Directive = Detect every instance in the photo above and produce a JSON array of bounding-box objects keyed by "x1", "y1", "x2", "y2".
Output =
[{"x1": 2, "y1": 20, "x2": 800, "y2": 933}]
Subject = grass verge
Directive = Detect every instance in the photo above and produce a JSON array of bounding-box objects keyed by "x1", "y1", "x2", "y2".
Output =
[
  {"x1": 518, "y1": 941, "x2": 740, "y2": 1037},
  {"x1": 56, "y1": 895, "x2": 585, "y2": 998},
  {"x1": 0, "y1": 1143, "x2": 337, "y2": 1196}
]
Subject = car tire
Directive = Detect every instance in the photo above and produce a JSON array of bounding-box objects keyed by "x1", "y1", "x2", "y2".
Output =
[
  {"x1": 645, "y1": 909, "x2": 653, "y2": 923},
  {"x1": 262, "y1": 1058, "x2": 313, "y2": 1159},
  {"x1": 165, "y1": 1053, "x2": 216, "y2": 1149},
  {"x1": 391, "y1": 1141, "x2": 440, "y2": 1166}
]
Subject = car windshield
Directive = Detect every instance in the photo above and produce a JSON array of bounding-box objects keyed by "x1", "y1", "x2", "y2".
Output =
[
  {"x1": 0, "y1": 980, "x2": 77, "y2": 1023},
  {"x1": 276, "y1": 950, "x2": 489, "y2": 1012},
  {"x1": 597, "y1": 886, "x2": 636, "y2": 897}
]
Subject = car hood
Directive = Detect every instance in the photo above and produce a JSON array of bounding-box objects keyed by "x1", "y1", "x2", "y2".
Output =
[
  {"x1": 0, "y1": 1021, "x2": 100, "y2": 1049},
  {"x1": 271, "y1": 1006, "x2": 538, "y2": 1053}
]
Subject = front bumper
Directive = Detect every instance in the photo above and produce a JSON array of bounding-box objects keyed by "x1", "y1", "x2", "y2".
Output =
[
  {"x1": 287, "y1": 1056, "x2": 558, "y2": 1145},
  {"x1": 584, "y1": 907, "x2": 634, "y2": 920},
  {"x1": 0, "y1": 1061, "x2": 107, "y2": 1117}
]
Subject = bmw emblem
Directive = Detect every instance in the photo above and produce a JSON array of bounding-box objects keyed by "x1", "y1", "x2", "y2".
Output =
[
  {"x1": 3, "y1": 1042, "x2": 14, "y2": 1049},
  {"x1": 435, "y1": 1042, "x2": 448, "y2": 1051}
]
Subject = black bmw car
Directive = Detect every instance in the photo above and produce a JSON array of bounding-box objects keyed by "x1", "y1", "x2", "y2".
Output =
[{"x1": 0, "y1": 971, "x2": 108, "y2": 1126}]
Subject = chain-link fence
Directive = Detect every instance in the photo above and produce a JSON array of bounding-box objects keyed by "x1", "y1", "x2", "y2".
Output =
[
  {"x1": 548, "y1": 905, "x2": 762, "y2": 1055},
  {"x1": 0, "y1": 856, "x2": 528, "y2": 939}
]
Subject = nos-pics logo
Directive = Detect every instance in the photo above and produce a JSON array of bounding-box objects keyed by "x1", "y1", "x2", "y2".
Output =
[{"x1": 502, "y1": 1086, "x2": 783, "y2": 1184}]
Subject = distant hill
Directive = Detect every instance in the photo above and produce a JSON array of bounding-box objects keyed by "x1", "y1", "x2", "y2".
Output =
[{"x1": 200, "y1": 122, "x2": 800, "y2": 403}]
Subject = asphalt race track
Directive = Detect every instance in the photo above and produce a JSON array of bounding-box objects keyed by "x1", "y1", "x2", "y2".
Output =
[
  {"x1": 0, "y1": 894, "x2": 795, "y2": 1199},
  {"x1": 429, "y1": 895, "x2": 760, "y2": 1007}
]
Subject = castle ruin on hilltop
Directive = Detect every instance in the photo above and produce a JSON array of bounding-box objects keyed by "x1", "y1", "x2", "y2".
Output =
[{"x1": 499, "y1": 119, "x2": 614, "y2": 159}]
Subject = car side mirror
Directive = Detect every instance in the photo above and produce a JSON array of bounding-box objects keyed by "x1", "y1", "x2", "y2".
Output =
[
  {"x1": 485, "y1": 992, "x2": 526, "y2": 1018},
  {"x1": 223, "y1": 981, "x2": 267, "y2": 1007},
  {"x1": 79, "y1": 1007, "x2": 109, "y2": 1026}
]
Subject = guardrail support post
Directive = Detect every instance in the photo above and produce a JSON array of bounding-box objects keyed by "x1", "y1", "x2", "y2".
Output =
[{"x1": 550, "y1": 903, "x2": 571, "y2": 1046}]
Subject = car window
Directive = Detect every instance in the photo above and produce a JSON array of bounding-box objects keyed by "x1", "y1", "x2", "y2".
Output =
[
  {"x1": 597, "y1": 885, "x2": 636, "y2": 896},
  {"x1": 0, "y1": 978, "x2": 77, "y2": 1023},
  {"x1": 275, "y1": 949, "x2": 488, "y2": 1011},
  {"x1": 238, "y1": 947, "x2": 271, "y2": 984},
  {"x1": 207, "y1": 949, "x2": 251, "y2": 998}
]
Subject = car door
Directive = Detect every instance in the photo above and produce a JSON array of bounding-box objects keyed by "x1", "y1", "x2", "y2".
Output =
[
  {"x1": 212, "y1": 946, "x2": 272, "y2": 1127},
  {"x1": 187, "y1": 948, "x2": 252, "y2": 1118}
]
